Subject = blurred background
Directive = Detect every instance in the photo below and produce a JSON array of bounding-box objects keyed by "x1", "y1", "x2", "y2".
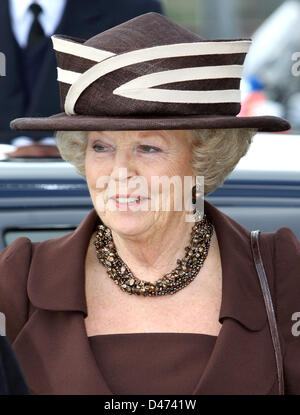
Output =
[
  {"x1": 162, "y1": 0, "x2": 300, "y2": 131},
  {"x1": 162, "y1": 0, "x2": 284, "y2": 38}
]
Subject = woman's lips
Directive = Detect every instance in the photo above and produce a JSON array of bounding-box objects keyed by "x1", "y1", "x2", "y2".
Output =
[{"x1": 111, "y1": 195, "x2": 149, "y2": 208}]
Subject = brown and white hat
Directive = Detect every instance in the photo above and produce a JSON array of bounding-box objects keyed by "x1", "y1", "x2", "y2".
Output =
[{"x1": 10, "y1": 12, "x2": 290, "y2": 132}]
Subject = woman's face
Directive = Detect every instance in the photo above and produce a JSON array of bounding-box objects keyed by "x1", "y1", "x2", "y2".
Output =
[{"x1": 85, "y1": 130, "x2": 195, "y2": 236}]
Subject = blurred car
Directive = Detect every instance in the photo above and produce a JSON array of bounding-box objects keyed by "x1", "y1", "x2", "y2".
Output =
[{"x1": 0, "y1": 131, "x2": 299, "y2": 253}]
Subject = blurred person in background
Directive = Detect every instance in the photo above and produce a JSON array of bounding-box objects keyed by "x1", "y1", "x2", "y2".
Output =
[
  {"x1": 242, "y1": 0, "x2": 300, "y2": 130},
  {"x1": 0, "y1": 0, "x2": 163, "y2": 158}
]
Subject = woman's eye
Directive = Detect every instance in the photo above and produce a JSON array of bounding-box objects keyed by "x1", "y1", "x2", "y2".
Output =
[
  {"x1": 93, "y1": 144, "x2": 106, "y2": 152},
  {"x1": 139, "y1": 145, "x2": 161, "y2": 153}
]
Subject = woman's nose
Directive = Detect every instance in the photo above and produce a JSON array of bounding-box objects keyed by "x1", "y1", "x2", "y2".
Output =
[{"x1": 110, "y1": 149, "x2": 136, "y2": 180}]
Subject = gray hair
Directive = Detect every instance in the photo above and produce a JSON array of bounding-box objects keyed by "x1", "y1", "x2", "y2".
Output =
[{"x1": 55, "y1": 128, "x2": 256, "y2": 196}]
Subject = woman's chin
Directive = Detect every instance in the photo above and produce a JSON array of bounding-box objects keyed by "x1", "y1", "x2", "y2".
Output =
[
  {"x1": 99, "y1": 209, "x2": 155, "y2": 235},
  {"x1": 100, "y1": 210, "x2": 153, "y2": 236}
]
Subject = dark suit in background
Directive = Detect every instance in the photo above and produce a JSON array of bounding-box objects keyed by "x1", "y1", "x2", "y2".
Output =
[
  {"x1": 0, "y1": 335, "x2": 30, "y2": 395},
  {"x1": 0, "y1": 0, "x2": 163, "y2": 144}
]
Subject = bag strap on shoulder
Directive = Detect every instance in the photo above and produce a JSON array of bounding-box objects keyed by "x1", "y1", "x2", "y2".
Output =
[{"x1": 250, "y1": 230, "x2": 285, "y2": 395}]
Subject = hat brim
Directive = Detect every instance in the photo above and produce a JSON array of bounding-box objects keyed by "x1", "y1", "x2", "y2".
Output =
[{"x1": 10, "y1": 112, "x2": 290, "y2": 132}]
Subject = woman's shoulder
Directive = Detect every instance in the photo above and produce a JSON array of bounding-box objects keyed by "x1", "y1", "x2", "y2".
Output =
[
  {"x1": 259, "y1": 227, "x2": 300, "y2": 352},
  {"x1": 271, "y1": 227, "x2": 300, "y2": 330},
  {"x1": 0, "y1": 236, "x2": 33, "y2": 285},
  {"x1": 259, "y1": 226, "x2": 300, "y2": 300},
  {"x1": 265, "y1": 227, "x2": 300, "y2": 394},
  {"x1": 0, "y1": 237, "x2": 33, "y2": 286},
  {"x1": 258, "y1": 226, "x2": 300, "y2": 280},
  {"x1": 0, "y1": 237, "x2": 33, "y2": 342},
  {"x1": 0, "y1": 236, "x2": 32, "y2": 261},
  {"x1": 272, "y1": 226, "x2": 300, "y2": 255},
  {"x1": 261, "y1": 226, "x2": 300, "y2": 287}
]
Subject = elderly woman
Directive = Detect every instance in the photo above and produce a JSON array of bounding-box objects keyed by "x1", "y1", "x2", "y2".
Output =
[{"x1": 1, "y1": 13, "x2": 300, "y2": 395}]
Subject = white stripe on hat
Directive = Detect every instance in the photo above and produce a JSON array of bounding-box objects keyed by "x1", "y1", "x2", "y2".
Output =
[
  {"x1": 61, "y1": 40, "x2": 251, "y2": 114},
  {"x1": 113, "y1": 65, "x2": 244, "y2": 101},
  {"x1": 57, "y1": 64, "x2": 243, "y2": 86},
  {"x1": 114, "y1": 88, "x2": 241, "y2": 104},
  {"x1": 51, "y1": 36, "x2": 116, "y2": 62},
  {"x1": 57, "y1": 67, "x2": 81, "y2": 84}
]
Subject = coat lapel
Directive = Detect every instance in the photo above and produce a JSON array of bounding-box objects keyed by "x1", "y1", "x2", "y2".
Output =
[
  {"x1": 13, "y1": 309, "x2": 112, "y2": 394},
  {"x1": 193, "y1": 318, "x2": 278, "y2": 394},
  {"x1": 13, "y1": 209, "x2": 113, "y2": 395},
  {"x1": 13, "y1": 201, "x2": 279, "y2": 394}
]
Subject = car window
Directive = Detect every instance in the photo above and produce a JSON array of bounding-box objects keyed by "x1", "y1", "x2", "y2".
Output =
[{"x1": 4, "y1": 227, "x2": 76, "y2": 246}]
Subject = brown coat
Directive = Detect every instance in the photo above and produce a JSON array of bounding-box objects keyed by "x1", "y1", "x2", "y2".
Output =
[{"x1": 0, "y1": 200, "x2": 299, "y2": 395}]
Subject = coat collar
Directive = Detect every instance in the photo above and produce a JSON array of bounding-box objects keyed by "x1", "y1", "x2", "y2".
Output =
[{"x1": 27, "y1": 199, "x2": 267, "y2": 332}]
